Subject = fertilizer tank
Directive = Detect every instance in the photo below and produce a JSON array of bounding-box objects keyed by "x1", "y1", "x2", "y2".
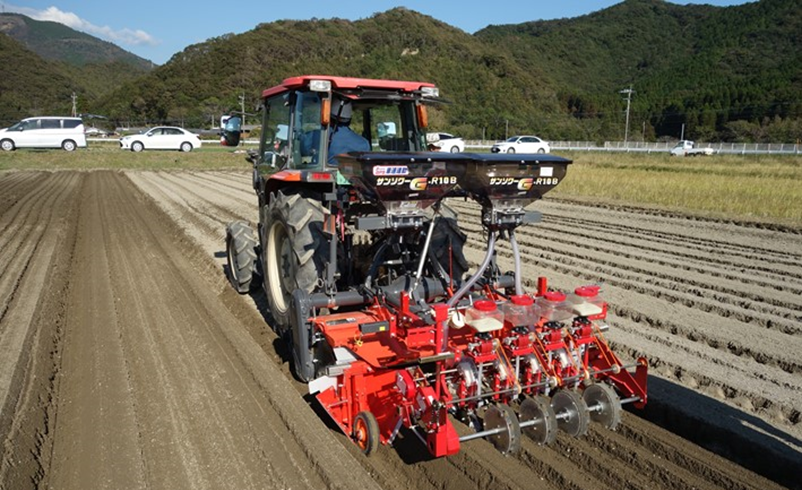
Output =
[{"x1": 336, "y1": 151, "x2": 572, "y2": 216}]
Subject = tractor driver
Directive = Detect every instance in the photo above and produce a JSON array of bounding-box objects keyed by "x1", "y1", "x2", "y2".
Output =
[{"x1": 327, "y1": 96, "x2": 370, "y2": 166}]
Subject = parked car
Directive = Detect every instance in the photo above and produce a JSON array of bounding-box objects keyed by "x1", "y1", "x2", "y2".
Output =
[
  {"x1": 429, "y1": 132, "x2": 465, "y2": 153},
  {"x1": 119, "y1": 126, "x2": 202, "y2": 152},
  {"x1": 491, "y1": 135, "x2": 550, "y2": 154},
  {"x1": 0, "y1": 116, "x2": 86, "y2": 151}
]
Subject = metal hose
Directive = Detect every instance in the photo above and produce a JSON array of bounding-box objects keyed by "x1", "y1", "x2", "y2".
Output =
[
  {"x1": 509, "y1": 229, "x2": 523, "y2": 296},
  {"x1": 447, "y1": 231, "x2": 497, "y2": 309}
]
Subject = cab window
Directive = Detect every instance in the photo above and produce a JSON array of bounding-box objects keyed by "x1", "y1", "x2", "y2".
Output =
[
  {"x1": 261, "y1": 93, "x2": 291, "y2": 168},
  {"x1": 290, "y1": 91, "x2": 324, "y2": 169},
  {"x1": 370, "y1": 102, "x2": 424, "y2": 152}
]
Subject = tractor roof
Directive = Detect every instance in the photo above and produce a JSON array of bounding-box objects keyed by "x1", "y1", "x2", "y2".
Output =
[{"x1": 261, "y1": 75, "x2": 436, "y2": 99}]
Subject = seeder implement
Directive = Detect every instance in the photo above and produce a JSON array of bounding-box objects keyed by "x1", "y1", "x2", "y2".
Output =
[
  {"x1": 225, "y1": 75, "x2": 648, "y2": 459},
  {"x1": 304, "y1": 152, "x2": 648, "y2": 457}
]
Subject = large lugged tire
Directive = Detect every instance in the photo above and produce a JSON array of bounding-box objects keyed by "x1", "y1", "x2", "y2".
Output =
[
  {"x1": 262, "y1": 189, "x2": 327, "y2": 329},
  {"x1": 226, "y1": 221, "x2": 258, "y2": 294}
]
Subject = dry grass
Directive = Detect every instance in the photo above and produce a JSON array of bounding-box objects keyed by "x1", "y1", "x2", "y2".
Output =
[
  {"x1": 2, "y1": 143, "x2": 800, "y2": 226},
  {"x1": 0, "y1": 140, "x2": 249, "y2": 171},
  {"x1": 552, "y1": 152, "x2": 802, "y2": 226}
]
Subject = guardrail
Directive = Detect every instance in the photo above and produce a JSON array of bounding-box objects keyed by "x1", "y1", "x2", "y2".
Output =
[{"x1": 464, "y1": 140, "x2": 801, "y2": 155}]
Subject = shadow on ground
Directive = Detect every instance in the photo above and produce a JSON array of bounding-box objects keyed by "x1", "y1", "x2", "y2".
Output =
[{"x1": 638, "y1": 375, "x2": 801, "y2": 489}]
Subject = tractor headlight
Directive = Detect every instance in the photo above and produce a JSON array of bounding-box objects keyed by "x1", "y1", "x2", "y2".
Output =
[
  {"x1": 309, "y1": 80, "x2": 332, "y2": 92},
  {"x1": 421, "y1": 86, "x2": 439, "y2": 98}
]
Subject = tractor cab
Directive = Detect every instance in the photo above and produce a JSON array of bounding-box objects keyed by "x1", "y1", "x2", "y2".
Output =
[{"x1": 243, "y1": 76, "x2": 438, "y2": 174}]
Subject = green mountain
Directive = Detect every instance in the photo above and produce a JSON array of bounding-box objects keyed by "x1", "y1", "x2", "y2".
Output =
[
  {"x1": 4, "y1": 2, "x2": 801, "y2": 142},
  {"x1": 0, "y1": 13, "x2": 153, "y2": 69},
  {"x1": 0, "y1": 13, "x2": 153, "y2": 126},
  {"x1": 98, "y1": 8, "x2": 563, "y2": 138},
  {"x1": 0, "y1": 33, "x2": 82, "y2": 125},
  {"x1": 476, "y1": 0, "x2": 802, "y2": 141}
]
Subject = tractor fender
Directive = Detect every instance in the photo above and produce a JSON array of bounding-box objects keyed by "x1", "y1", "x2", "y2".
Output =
[
  {"x1": 261, "y1": 170, "x2": 334, "y2": 207},
  {"x1": 290, "y1": 288, "x2": 316, "y2": 382}
]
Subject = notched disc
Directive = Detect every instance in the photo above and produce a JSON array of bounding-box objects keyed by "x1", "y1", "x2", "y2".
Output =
[
  {"x1": 520, "y1": 396, "x2": 558, "y2": 445},
  {"x1": 484, "y1": 404, "x2": 521, "y2": 455},
  {"x1": 551, "y1": 389, "x2": 590, "y2": 437},
  {"x1": 583, "y1": 383, "x2": 622, "y2": 430}
]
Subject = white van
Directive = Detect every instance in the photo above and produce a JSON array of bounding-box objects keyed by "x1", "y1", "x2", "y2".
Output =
[{"x1": 0, "y1": 116, "x2": 87, "y2": 151}]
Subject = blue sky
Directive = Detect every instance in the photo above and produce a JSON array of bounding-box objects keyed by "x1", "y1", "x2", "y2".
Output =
[{"x1": 3, "y1": 1, "x2": 751, "y2": 64}]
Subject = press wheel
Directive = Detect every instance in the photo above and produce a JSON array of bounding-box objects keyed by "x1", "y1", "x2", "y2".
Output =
[
  {"x1": 353, "y1": 411, "x2": 379, "y2": 456},
  {"x1": 520, "y1": 396, "x2": 558, "y2": 445},
  {"x1": 484, "y1": 404, "x2": 521, "y2": 455},
  {"x1": 583, "y1": 383, "x2": 622, "y2": 430},
  {"x1": 551, "y1": 389, "x2": 590, "y2": 437}
]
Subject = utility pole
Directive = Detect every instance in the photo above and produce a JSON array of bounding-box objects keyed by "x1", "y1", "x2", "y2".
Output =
[
  {"x1": 71, "y1": 92, "x2": 78, "y2": 117},
  {"x1": 619, "y1": 86, "x2": 635, "y2": 143},
  {"x1": 238, "y1": 94, "x2": 246, "y2": 127}
]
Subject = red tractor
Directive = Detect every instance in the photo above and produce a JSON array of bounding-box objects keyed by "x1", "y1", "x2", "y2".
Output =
[{"x1": 225, "y1": 75, "x2": 647, "y2": 457}]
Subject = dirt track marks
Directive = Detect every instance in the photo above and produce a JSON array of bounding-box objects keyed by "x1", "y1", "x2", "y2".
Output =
[
  {"x1": 123, "y1": 170, "x2": 789, "y2": 489},
  {"x1": 0, "y1": 171, "x2": 382, "y2": 490},
  {"x1": 1, "y1": 170, "x2": 791, "y2": 490},
  {"x1": 450, "y1": 197, "x2": 802, "y2": 484}
]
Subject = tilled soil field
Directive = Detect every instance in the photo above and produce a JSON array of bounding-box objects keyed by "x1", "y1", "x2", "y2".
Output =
[{"x1": 1, "y1": 169, "x2": 799, "y2": 490}]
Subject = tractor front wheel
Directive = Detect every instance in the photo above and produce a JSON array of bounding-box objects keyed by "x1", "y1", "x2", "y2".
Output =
[{"x1": 226, "y1": 221, "x2": 258, "y2": 294}]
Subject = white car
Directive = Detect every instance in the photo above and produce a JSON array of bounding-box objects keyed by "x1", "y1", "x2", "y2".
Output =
[
  {"x1": 491, "y1": 135, "x2": 550, "y2": 154},
  {"x1": 431, "y1": 132, "x2": 465, "y2": 153},
  {"x1": 0, "y1": 116, "x2": 86, "y2": 151},
  {"x1": 120, "y1": 126, "x2": 202, "y2": 152}
]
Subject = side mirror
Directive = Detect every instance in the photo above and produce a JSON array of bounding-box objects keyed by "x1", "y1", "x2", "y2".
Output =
[{"x1": 221, "y1": 115, "x2": 242, "y2": 146}]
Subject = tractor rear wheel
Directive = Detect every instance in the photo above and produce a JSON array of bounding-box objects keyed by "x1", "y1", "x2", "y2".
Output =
[
  {"x1": 263, "y1": 189, "x2": 327, "y2": 330},
  {"x1": 226, "y1": 221, "x2": 258, "y2": 294}
]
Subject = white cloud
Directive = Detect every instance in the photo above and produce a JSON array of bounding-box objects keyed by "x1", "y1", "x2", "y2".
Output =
[{"x1": 1, "y1": 3, "x2": 159, "y2": 46}]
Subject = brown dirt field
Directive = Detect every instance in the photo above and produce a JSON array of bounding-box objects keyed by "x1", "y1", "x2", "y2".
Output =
[{"x1": 0, "y1": 169, "x2": 799, "y2": 490}]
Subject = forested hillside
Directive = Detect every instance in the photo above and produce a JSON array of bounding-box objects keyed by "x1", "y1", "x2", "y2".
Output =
[
  {"x1": 0, "y1": 13, "x2": 152, "y2": 69},
  {"x1": 0, "y1": 34, "x2": 81, "y2": 123},
  {"x1": 99, "y1": 8, "x2": 565, "y2": 139},
  {"x1": 477, "y1": 0, "x2": 802, "y2": 141},
  {"x1": 0, "y1": 13, "x2": 153, "y2": 126},
  {"x1": 3, "y1": 1, "x2": 800, "y2": 141}
]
